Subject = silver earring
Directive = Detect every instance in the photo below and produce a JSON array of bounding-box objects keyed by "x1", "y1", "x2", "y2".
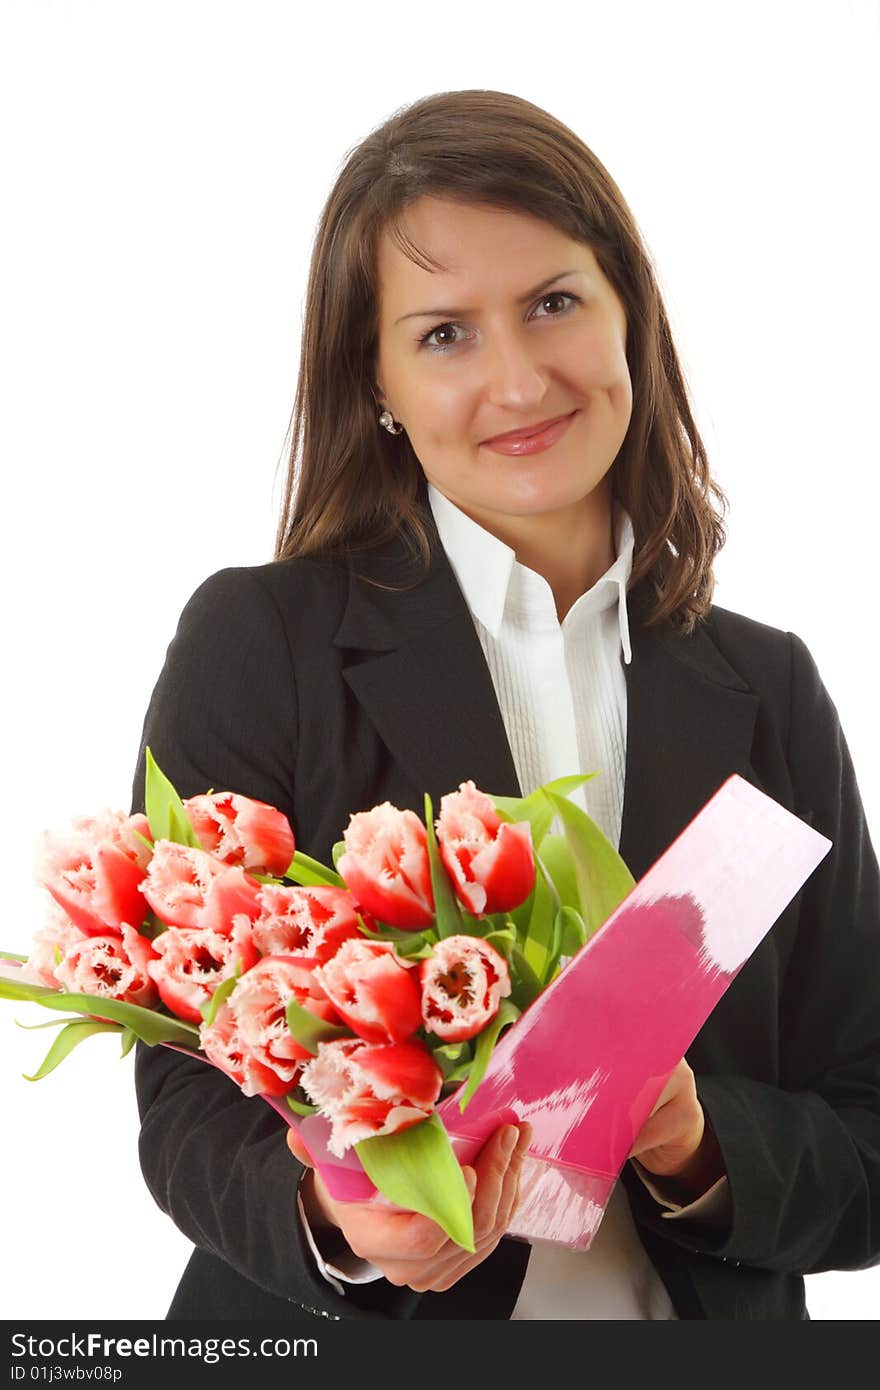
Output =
[{"x1": 378, "y1": 409, "x2": 404, "y2": 435}]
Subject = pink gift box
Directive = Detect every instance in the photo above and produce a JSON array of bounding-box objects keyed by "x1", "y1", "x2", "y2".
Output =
[{"x1": 279, "y1": 774, "x2": 831, "y2": 1249}]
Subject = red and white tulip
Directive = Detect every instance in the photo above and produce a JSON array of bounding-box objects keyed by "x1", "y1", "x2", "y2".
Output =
[
  {"x1": 53, "y1": 922, "x2": 158, "y2": 1009},
  {"x1": 299, "y1": 1036, "x2": 443, "y2": 1157},
  {"x1": 314, "y1": 937, "x2": 422, "y2": 1044},
  {"x1": 436, "y1": 780, "x2": 535, "y2": 915},
  {"x1": 200, "y1": 954, "x2": 340, "y2": 1095},
  {"x1": 184, "y1": 791, "x2": 295, "y2": 877},
  {"x1": 337, "y1": 803, "x2": 434, "y2": 929},
  {"x1": 33, "y1": 809, "x2": 153, "y2": 938},
  {"x1": 146, "y1": 915, "x2": 259, "y2": 1023},
  {"x1": 420, "y1": 934, "x2": 512, "y2": 1042},
  {"x1": 139, "y1": 840, "x2": 261, "y2": 933},
  {"x1": 251, "y1": 883, "x2": 361, "y2": 964}
]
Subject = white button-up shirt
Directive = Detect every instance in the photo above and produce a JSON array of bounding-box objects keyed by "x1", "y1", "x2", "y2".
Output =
[{"x1": 298, "y1": 481, "x2": 729, "y2": 1317}]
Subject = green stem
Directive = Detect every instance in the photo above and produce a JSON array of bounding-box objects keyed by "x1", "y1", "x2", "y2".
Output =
[{"x1": 535, "y1": 850, "x2": 562, "y2": 913}]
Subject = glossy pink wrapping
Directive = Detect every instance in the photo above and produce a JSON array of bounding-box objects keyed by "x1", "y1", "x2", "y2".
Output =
[{"x1": 280, "y1": 774, "x2": 832, "y2": 1248}]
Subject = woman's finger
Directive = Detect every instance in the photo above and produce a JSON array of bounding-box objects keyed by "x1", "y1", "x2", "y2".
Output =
[
  {"x1": 372, "y1": 1142, "x2": 528, "y2": 1294},
  {"x1": 646, "y1": 1058, "x2": 690, "y2": 1116},
  {"x1": 495, "y1": 1122, "x2": 531, "y2": 1230},
  {"x1": 286, "y1": 1127, "x2": 315, "y2": 1167},
  {"x1": 471, "y1": 1124, "x2": 520, "y2": 1239}
]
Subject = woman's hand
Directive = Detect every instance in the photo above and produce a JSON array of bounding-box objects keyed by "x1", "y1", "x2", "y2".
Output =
[
  {"x1": 628, "y1": 1057, "x2": 725, "y2": 1202},
  {"x1": 287, "y1": 1120, "x2": 532, "y2": 1293}
]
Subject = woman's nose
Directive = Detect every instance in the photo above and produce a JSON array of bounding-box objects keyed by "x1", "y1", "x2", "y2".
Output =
[{"x1": 479, "y1": 333, "x2": 550, "y2": 408}]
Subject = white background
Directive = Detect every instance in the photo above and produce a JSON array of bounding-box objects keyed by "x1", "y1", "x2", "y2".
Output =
[{"x1": 0, "y1": 0, "x2": 877, "y2": 1321}]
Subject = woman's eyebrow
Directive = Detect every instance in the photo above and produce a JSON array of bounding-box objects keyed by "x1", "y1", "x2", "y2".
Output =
[{"x1": 394, "y1": 269, "x2": 585, "y2": 324}]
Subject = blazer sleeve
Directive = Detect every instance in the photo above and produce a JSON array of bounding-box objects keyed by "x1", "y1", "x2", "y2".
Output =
[
  {"x1": 129, "y1": 566, "x2": 404, "y2": 1319},
  {"x1": 627, "y1": 630, "x2": 880, "y2": 1275}
]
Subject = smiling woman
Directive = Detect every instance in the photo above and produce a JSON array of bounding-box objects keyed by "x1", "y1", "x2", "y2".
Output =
[
  {"x1": 275, "y1": 93, "x2": 725, "y2": 639},
  {"x1": 372, "y1": 203, "x2": 632, "y2": 618},
  {"x1": 126, "y1": 87, "x2": 880, "y2": 1322}
]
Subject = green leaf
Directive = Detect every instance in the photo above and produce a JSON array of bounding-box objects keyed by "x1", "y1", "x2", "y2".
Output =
[
  {"x1": 356, "y1": 1113, "x2": 475, "y2": 1251},
  {"x1": 0, "y1": 950, "x2": 28, "y2": 963},
  {"x1": 144, "y1": 747, "x2": 201, "y2": 848},
  {"x1": 331, "y1": 840, "x2": 345, "y2": 870},
  {"x1": 538, "y1": 833, "x2": 581, "y2": 913},
  {"x1": 283, "y1": 850, "x2": 345, "y2": 889},
  {"x1": 455, "y1": 908, "x2": 505, "y2": 939},
  {"x1": 200, "y1": 968, "x2": 242, "y2": 1028},
  {"x1": 509, "y1": 948, "x2": 544, "y2": 1012},
  {"x1": 356, "y1": 919, "x2": 437, "y2": 957},
  {"x1": 517, "y1": 869, "x2": 556, "y2": 982},
  {"x1": 483, "y1": 926, "x2": 516, "y2": 961},
  {"x1": 14, "y1": 1016, "x2": 75, "y2": 1030},
  {"x1": 557, "y1": 905, "x2": 588, "y2": 958},
  {"x1": 395, "y1": 940, "x2": 435, "y2": 961},
  {"x1": 545, "y1": 792, "x2": 635, "y2": 939},
  {"x1": 541, "y1": 910, "x2": 564, "y2": 987},
  {"x1": 286, "y1": 1093, "x2": 319, "y2": 1116},
  {"x1": 0, "y1": 977, "x2": 57, "y2": 1001},
  {"x1": 442, "y1": 1060, "x2": 473, "y2": 1085},
  {"x1": 119, "y1": 1026, "x2": 138, "y2": 1058},
  {"x1": 489, "y1": 774, "x2": 597, "y2": 847},
  {"x1": 286, "y1": 998, "x2": 353, "y2": 1057},
  {"x1": 457, "y1": 999, "x2": 520, "y2": 1111},
  {"x1": 0, "y1": 978, "x2": 200, "y2": 1046},
  {"x1": 138, "y1": 910, "x2": 167, "y2": 942},
  {"x1": 424, "y1": 793, "x2": 462, "y2": 940},
  {"x1": 131, "y1": 829, "x2": 155, "y2": 856},
  {"x1": 431, "y1": 1040, "x2": 472, "y2": 1081},
  {"x1": 23, "y1": 1019, "x2": 122, "y2": 1081},
  {"x1": 508, "y1": 880, "x2": 537, "y2": 942}
]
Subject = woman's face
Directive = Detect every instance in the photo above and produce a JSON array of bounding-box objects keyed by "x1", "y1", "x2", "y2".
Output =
[{"x1": 373, "y1": 196, "x2": 632, "y2": 532}]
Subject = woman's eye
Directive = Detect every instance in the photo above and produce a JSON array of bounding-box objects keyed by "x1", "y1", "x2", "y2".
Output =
[
  {"x1": 417, "y1": 290, "x2": 580, "y2": 352},
  {"x1": 421, "y1": 323, "x2": 462, "y2": 350}
]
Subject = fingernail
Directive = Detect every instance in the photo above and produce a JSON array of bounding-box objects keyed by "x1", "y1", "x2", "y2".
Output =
[{"x1": 503, "y1": 1126, "x2": 517, "y2": 1155}]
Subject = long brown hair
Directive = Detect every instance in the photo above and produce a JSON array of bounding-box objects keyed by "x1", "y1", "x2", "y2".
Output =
[{"x1": 274, "y1": 89, "x2": 727, "y2": 633}]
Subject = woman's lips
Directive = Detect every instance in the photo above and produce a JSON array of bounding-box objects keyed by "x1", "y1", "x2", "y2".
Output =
[{"x1": 481, "y1": 410, "x2": 578, "y2": 456}]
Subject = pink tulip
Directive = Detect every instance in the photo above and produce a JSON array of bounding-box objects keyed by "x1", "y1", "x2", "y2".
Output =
[
  {"x1": 419, "y1": 934, "x2": 511, "y2": 1042},
  {"x1": 53, "y1": 922, "x2": 158, "y2": 1009},
  {"x1": 197, "y1": 1000, "x2": 294, "y2": 1098},
  {"x1": 21, "y1": 901, "x2": 89, "y2": 988},
  {"x1": 299, "y1": 1037, "x2": 443, "y2": 1157},
  {"x1": 314, "y1": 938, "x2": 422, "y2": 1044},
  {"x1": 251, "y1": 884, "x2": 362, "y2": 964},
  {"x1": 436, "y1": 781, "x2": 535, "y2": 915},
  {"x1": 146, "y1": 916, "x2": 259, "y2": 1024},
  {"x1": 183, "y1": 792, "x2": 295, "y2": 876},
  {"x1": 34, "y1": 809, "x2": 153, "y2": 938},
  {"x1": 337, "y1": 803, "x2": 434, "y2": 929},
  {"x1": 200, "y1": 954, "x2": 340, "y2": 1096},
  {"x1": 139, "y1": 840, "x2": 261, "y2": 933}
]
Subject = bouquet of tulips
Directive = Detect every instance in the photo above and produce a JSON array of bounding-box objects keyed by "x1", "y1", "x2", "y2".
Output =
[{"x1": 0, "y1": 750, "x2": 634, "y2": 1251}]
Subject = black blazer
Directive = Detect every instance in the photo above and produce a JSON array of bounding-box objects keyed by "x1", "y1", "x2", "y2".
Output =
[{"x1": 129, "y1": 508, "x2": 880, "y2": 1322}]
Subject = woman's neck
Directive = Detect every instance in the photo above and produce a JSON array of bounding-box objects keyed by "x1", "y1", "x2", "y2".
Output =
[{"x1": 447, "y1": 481, "x2": 615, "y2": 625}]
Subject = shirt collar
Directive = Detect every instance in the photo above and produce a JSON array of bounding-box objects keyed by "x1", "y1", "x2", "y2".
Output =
[{"x1": 427, "y1": 482, "x2": 634, "y2": 664}]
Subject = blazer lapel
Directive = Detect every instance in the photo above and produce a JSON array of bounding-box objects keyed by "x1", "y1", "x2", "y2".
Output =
[
  {"x1": 333, "y1": 525, "x2": 523, "y2": 807},
  {"x1": 619, "y1": 608, "x2": 761, "y2": 880}
]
